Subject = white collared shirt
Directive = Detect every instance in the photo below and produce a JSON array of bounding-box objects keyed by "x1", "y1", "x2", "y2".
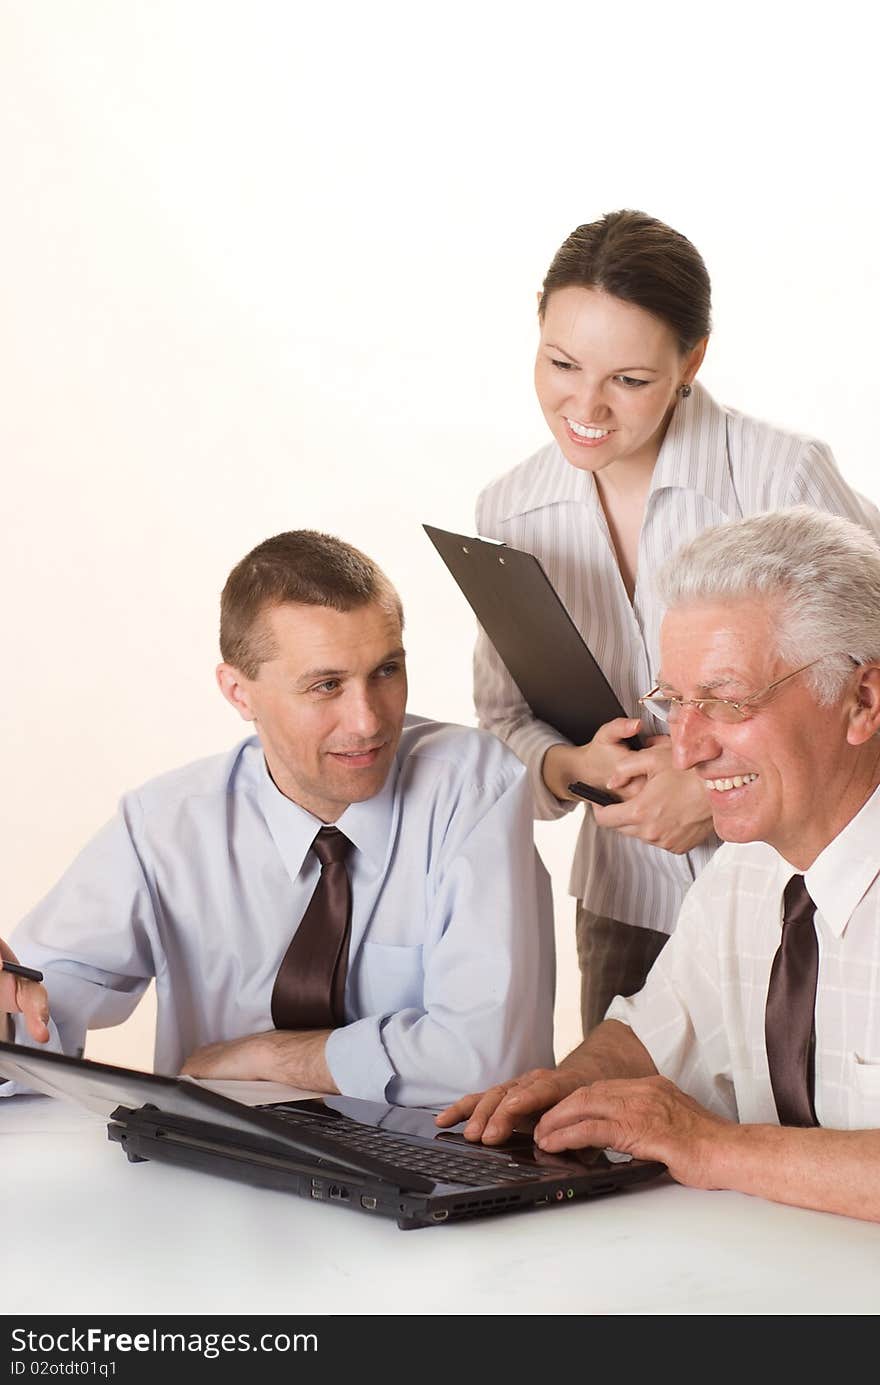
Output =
[
  {"x1": 475, "y1": 382, "x2": 880, "y2": 932},
  {"x1": 606, "y1": 784, "x2": 880, "y2": 1129},
  {"x1": 6, "y1": 717, "x2": 555, "y2": 1107}
]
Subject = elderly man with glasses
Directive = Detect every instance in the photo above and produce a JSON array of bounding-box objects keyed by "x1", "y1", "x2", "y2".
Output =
[{"x1": 439, "y1": 506, "x2": 880, "y2": 1224}]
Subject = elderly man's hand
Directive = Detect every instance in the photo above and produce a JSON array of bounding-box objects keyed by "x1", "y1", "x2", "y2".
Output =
[
  {"x1": 435, "y1": 1068, "x2": 587, "y2": 1145},
  {"x1": 0, "y1": 940, "x2": 50, "y2": 1044},
  {"x1": 535, "y1": 1074, "x2": 734, "y2": 1188}
]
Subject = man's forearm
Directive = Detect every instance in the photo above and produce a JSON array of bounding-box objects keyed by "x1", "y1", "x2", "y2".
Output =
[
  {"x1": 557, "y1": 1019, "x2": 659, "y2": 1084},
  {"x1": 262, "y1": 1029, "x2": 339, "y2": 1093},
  {"x1": 181, "y1": 1028, "x2": 340, "y2": 1093},
  {"x1": 708, "y1": 1122, "x2": 880, "y2": 1222}
]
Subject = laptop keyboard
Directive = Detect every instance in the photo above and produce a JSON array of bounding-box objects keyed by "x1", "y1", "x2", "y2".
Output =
[{"x1": 267, "y1": 1105, "x2": 544, "y2": 1186}]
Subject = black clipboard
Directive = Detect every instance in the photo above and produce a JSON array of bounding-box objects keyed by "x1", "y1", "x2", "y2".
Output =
[{"x1": 424, "y1": 524, "x2": 642, "y2": 749}]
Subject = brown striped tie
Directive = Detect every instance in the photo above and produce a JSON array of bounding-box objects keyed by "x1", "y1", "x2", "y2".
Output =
[
  {"x1": 764, "y1": 874, "x2": 820, "y2": 1127},
  {"x1": 271, "y1": 826, "x2": 353, "y2": 1030}
]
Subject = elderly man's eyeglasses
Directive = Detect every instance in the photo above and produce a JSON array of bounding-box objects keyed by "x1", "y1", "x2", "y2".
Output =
[{"x1": 639, "y1": 657, "x2": 826, "y2": 725}]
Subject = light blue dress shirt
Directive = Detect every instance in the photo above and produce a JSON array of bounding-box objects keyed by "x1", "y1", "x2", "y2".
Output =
[{"x1": 7, "y1": 716, "x2": 555, "y2": 1106}]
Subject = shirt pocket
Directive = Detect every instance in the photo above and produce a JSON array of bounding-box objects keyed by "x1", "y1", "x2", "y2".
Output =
[
  {"x1": 848, "y1": 1053, "x2": 880, "y2": 1129},
  {"x1": 357, "y1": 942, "x2": 424, "y2": 1016}
]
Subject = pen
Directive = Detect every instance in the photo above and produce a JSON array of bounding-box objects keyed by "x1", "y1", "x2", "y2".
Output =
[{"x1": 0, "y1": 961, "x2": 44, "y2": 983}]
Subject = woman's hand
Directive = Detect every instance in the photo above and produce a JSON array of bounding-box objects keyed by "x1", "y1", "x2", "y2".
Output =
[
  {"x1": 542, "y1": 718, "x2": 646, "y2": 803},
  {"x1": 593, "y1": 736, "x2": 715, "y2": 854}
]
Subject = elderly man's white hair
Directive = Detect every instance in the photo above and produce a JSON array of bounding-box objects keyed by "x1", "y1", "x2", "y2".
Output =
[{"x1": 656, "y1": 506, "x2": 880, "y2": 704}]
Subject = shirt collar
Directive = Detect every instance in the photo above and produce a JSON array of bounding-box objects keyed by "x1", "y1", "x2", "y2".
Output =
[
  {"x1": 801, "y1": 783, "x2": 880, "y2": 936},
  {"x1": 495, "y1": 440, "x2": 598, "y2": 518},
  {"x1": 255, "y1": 737, "x2": 397, "y2": 880},
  {"x1": 333, "y1": 763, "x2": 397, "y2": 868},
  {"x1": 491, "y1": 381, "x2": 731, "y2": 521},
  {"x1": 648, "y1": 381, "x2": 732, "y2": 513}
]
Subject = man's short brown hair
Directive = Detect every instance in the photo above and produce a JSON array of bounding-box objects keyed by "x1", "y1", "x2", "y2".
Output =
[{"x1": 220, "y1": 530, "x2": 404, "y2": 678}]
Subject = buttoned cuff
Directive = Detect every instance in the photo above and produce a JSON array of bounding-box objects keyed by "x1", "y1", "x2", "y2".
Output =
[{"x1": 325, "y1": 1016, "x2": 396, "y2": 1103}]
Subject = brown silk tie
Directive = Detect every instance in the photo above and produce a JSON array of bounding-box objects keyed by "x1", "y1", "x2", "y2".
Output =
[
  {"x1": 271, "y1": 826, "x2": 353, "y2": 1030},
  {"x1": 764, "y1": 874, "x2": 820, "y2": 1128}
]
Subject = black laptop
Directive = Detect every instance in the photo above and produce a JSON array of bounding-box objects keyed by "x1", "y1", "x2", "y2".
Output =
[
  {"x1": 0, "y1": 1041, "x2": 665, "y2": 1230},
  {"x1": 423, "y1": 524, "x2": 641, "y2": 750}
]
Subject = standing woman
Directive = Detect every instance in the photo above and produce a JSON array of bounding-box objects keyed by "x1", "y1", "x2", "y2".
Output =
[{"x1": 475, "y1": 209, "x2": 879, "y2": 1036}]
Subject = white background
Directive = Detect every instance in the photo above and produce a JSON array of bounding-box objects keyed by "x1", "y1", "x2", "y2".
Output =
[{"x1": 2, "y1": 1, "x2": 878, "y2": 1067}]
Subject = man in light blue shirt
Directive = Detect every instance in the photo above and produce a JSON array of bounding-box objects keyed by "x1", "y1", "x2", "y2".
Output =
[{"x1": 1, "y1": 530, "x2": 555, "y2": 1107}]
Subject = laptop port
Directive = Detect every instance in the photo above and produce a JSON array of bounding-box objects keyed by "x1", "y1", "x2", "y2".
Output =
[
  {"x1": 328, "y1": 1185, "x2": 350, "y2": 1201},
  {"x1": 360, "y1": 1195, "x2": 377, "y2": 1210},
  {"x1": 431, "y1": 1210, "x2": 449, "y2": 1222}
]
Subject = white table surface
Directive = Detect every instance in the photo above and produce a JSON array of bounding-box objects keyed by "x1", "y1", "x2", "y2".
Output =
[{"x1": 3, "y1": 1089, "x2": 878, "y2": 1316}]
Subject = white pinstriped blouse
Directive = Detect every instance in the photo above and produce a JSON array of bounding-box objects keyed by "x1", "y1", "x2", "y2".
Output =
[{"x1": 474, "y1": 382, "x2": 880, "y2": 935}]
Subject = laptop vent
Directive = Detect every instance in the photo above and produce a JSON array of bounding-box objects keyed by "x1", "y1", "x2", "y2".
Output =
[{"x1": 450, "y1": 1192, "x2": 523, "y2": 1216}]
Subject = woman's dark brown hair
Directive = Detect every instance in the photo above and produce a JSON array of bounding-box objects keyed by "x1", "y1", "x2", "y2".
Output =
[{"x1": 539, "y1": 209, "x2": 712, "y2": 353}]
